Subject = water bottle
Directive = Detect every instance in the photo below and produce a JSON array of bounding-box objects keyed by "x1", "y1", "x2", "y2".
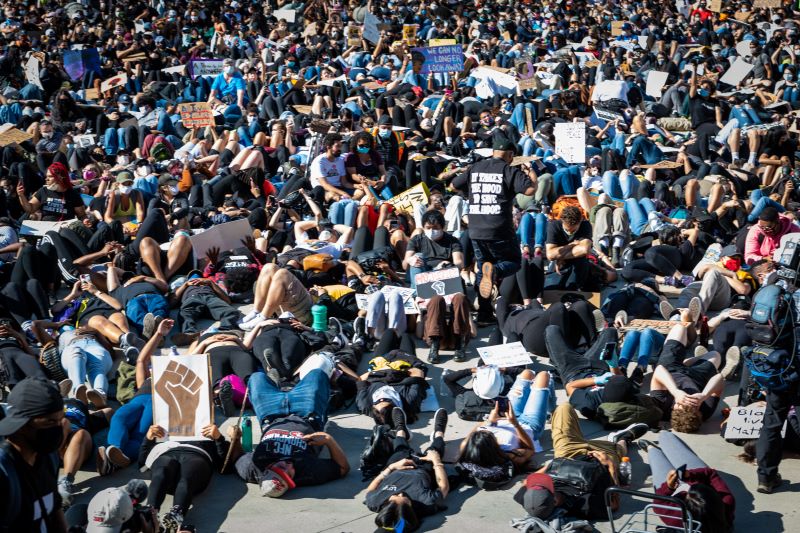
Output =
[
  {"x1": 241, "y1": 418, "x2": 253, "y2": 452},
  {"x1": 440, "y1": 369, "x2": 453, "y2": 398},
  {"x1": 619, "y1": 457, "x2": 632, "y2": 486},
  {"x1": 170, "y1": 346, "x2": 180, "y2": 357},
  {"x1": 311, "y1": 304, "x2": 328, "y2": 332}
]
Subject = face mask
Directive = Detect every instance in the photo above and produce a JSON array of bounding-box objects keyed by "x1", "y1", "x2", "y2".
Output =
[
  {"x1": 118, "y1": 156, "x2": 130, "y2": 166},
  {"x1": 118, "y1": 185, "x2": 131, "y2": 194},
  {"x1": 46, "y1": 183, "x2": 63, "y2": 192},
  {"x1": 119, "y1": 104, "x2": 129, "y2": 112},
  {"x1": 224, "y1": 66, "x2": 235, "y2": 75},
  {"x1": 30, "y1": 425, "x2": 64, "y2": 454},
  {"x1": 66, "y1": 143, "x2": 74, "y2": 151},
  {"x1": 503, "y1": 102, "x2": 513, "y2": 113},
  {"x1": 698, "y1": 88, "x2": 710, "y2": 98},
  {"x1": 190, "y1": 16, "x2": 199, "y2": 22},
  {"x1": 424, "y1": 228, "x2": 443, "y2": 240},
  {"x1": 378, "y1": 129, "x2": 391, "y2": 138},
  {"x1": 136, "y1": 166, "x2": 151, "y2": 177},
  {"x1": 723, "y1": 257, "x2": 741, "y2": 272},
  {"x1": 248, "y1": 115, "x2": 257, "y2": 124},
  {"x1": 168, "y1": 185, "x2": 179, "y2": 195},
  {"x1": 287, "y1": 61, "x2": 296, "y2": 69},
  {"x1": 786, "y1": 72, "x2": 794, "y2": 81},
  {"x1": 356, "y1": 146, "x2": 370, "y2": 154},
  {"x1": 41, "y1": 131, "x2": 53, "y2": 140},
  {"x1": 83, "y1": 170, "x2": 96, "y2": 180}
]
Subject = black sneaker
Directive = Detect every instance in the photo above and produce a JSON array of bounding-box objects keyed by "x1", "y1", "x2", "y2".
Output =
[
  {"x1": 352, "y1": 316, "x2": 367, "y2": 343},
  {"x1": 218, "y1": 380, "x2": 237, "y2": 417},
  {"x1": 630, "y1": 366, "x2": 645, "y2": 386},
  {"x1": 607, "y1": 423, "x2": 649, "y2": 444},
  {"x1": 475, "y1": 314, "x2": 496, "y2": 327},
  {"x1": 637, "y1": 439, "x2": 660, "y2": 453},
  {"x1": 160, "y1": 505, "x2": 184, "y2": 533},
  {"x1": 391, "y1": 407, "x2": 408, "y2": 435},
  {"x1": 433, "y1": 408, "x2": 448, "y2": 436},
  {"x1": 757, "y1": 474, "x2": 783, "y2": 494},
  {"x1": 611, "y1": 246, "x2": 621, "y2": 268}
]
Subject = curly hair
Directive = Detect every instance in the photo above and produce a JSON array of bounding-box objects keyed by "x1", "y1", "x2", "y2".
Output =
[
  {"x1": 671, "y1": 404, "x2": 703, "y2": 433},
  {"x1": 560, "y1": 205, "x2": 582, "y2": 226}
]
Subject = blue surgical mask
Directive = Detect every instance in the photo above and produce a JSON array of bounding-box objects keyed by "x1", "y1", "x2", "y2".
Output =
[
  {"x1": 357, "y1": 146, "x2": 370, "y2": 154},
  {"x1": 698, "y1": 88, "x2": 709, "y2": 98},
  {"x1": 378, "y1": 129, "x2": 391, "y2": 138},
  {"x1": 287, "y1": 61, "x2": 296, "y2": 69},
  {"x1": 224, "y1": 65, "x2": 235, "y2": 75}
]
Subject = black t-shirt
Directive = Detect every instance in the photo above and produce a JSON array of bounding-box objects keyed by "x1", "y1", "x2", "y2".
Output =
[
  {"x1": 689, "y1": 95, "x2": 718, "y2": 129},
  {"x1": 34, "y1": 187, "x2": 83, "y2": 221},
  {"x1": 569, "y1": 387, "x2": 605, "y2": 419},
  {"x1": 453, "y1": 157, "x2": 532, "y2": 240},
  {"x1": 546, "y1": 219, "x2": 592, "y2": 247},
  {"x1": 236, "y1": 416, "x2": 341, "y2": 487},
  {"x1": 0, "y1": 442, "x2": 62, "y2": 532},
  {"x1": 182, "y1": 283, "x2": 216, "y2": 301},
  {"x1": 364, "y1": 467, "x2": 443, "y2": 517},
  {"x1": 407, "y1": 233, "x2": 462, "y2": 268},
  {"x1": 111, "y1": 281, "x2": 160, "y2": 306},
  {"x1": 651, "y1": 359, "x2": 719, "y2": 421}
]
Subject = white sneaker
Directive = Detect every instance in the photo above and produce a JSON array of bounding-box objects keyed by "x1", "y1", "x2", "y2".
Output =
[
  {"x1": 240, "y1": 313, "x2": 265, "y2": 331},
  {"x1": 239, "y1": 310, "x2": 259, "y2": 326}
]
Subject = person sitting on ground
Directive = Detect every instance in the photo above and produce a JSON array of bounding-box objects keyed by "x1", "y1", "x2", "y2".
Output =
[
  {"x1": 545, "y1": 205, "x2": 595, "y2": 291},
  {"x1": 239, "y1": 263, "x2": 314, "y2": 329},
  {"x1": 744, "y1": 206, "x2": 800, "y2": 265}
]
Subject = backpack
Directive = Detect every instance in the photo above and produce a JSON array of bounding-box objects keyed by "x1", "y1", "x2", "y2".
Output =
[
  {"x1": 150, "y1": 136, "x2": 173, "y2": 162},
  {"x1": 746, "y1": 284, "x2": 794, "y2": 346},
  {"x1": 744, "y1": 345, "x2": 800, "y2": 392},
  {"x1": 455, "y1": 391, "x2": 493, "y2": 421},
  {"x1": 359, "y1": 424, "x2": 394, "y2": 481},
  {"x1": 545, "y1": 457, "x2": 604, "y2": 497},
  {"x1": 595, "y1": 394, "x2": 663, "y2": 429}
]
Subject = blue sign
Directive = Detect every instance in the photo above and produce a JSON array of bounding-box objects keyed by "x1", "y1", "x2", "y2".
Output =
[{"x1": 411, "y1": 45, "x2": 464, "y2": 74}]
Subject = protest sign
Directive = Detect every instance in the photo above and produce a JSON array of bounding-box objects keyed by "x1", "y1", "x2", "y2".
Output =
[
  {"x1": 25, "y1": 56, "x2": 42, "y2": 89},
  {"x1": 63, "y1": 49, "x2": 101, "y2": 81},
  {"x1": 709, "y1": 0, "x2": 723, "y2": 12},
  {"x1": 477, "y1": 342, "x2": 533, "y2": 367},
  {"x1": 415, "y1": 268, "x2": 464, "y2": 304},
  {"x1": 554, "y1": 122, "x2": 586, "y2": 164},
  {"x1": 646, "y1": 70, "x2": 670, "y2": 98},
  {"x1": 273, "y1": 8, "x2": 297, "y2": 23},
  {"x1": 411, "y1": 45, "x2": 464, "y2": 74},
  {"x1": 515, "y1": 58, "x2": 538, "y2": 91},
  {"x1": 472, "y1": 66, "x2": 519, "y2": 98},
  {"x1": 388, "y1": 182, "x2": 430, "y2": 216},
  {"x1": 720, "y1": 57, "x2": 754, "y2": 86},
  {"x1": 429, "y1": 38, "x2": 457, "y2": 46},
  {"x1": 622, "y1": 319, "x2": 690, "y2": 335},
  {"x1": 178, "y1": 102, "x2": 215, "y2": 128},
  {"x1": 402, "y1": 24, "x2": 418, "y2": 45},
  {"x1": 0, "y1": 124, "x2": 33, "y2": 147},
  {"x1": 723, "y1": 405, "x2": 786, "y2": 439},
  {"x1": 363, "y1": 12, "x2": 381, "y2": 44},
  {"x1": 152, "y1": 355, "x2": 212, "y2": 441},
  {"x1": 100, "y1": 73, "x2": 128, "y2": 94},
  {"x1": 381, "y1": 286, "x2": 418, "y2": 314},
  {"x1": 189, "y1": 59, "x2": 225, "y2": 79},
  {"x1": 19, "y1": 220, "x2": 73, "y2": 237},
  {"x1": 73, "y1": 134, "x2": 96, "y2": 148},
  {"x1": 611, "y1": 21, "x2": 624, "y2": 37},
  {"x1": 753, "y1": 0, "x2": 781, "y2": 7},
  {"x1": 161, "y1": 65, "x2": 186, "y2": 75},
  {"x1": 347, "y1": 26, "x2": 362, "y2": 47},
  {"x1": 189, "y1": 218, "x2": 252, "y2": 259}
]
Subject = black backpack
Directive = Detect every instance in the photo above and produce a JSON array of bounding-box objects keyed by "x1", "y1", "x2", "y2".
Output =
[
  {"x1": 359, "y1": 424, "x2": 394, "y2": 481},
  {"x1": 455, "y1": 391, "x2": 493, "y2": 421}
]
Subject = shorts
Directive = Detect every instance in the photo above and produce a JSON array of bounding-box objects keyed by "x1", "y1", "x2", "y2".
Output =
[
  {"x1": 281, "y1": 273, "x2": 313, "y2": 324},
  {"x1": 657, "y1": 340, "x2": 689, "y2": 368}
]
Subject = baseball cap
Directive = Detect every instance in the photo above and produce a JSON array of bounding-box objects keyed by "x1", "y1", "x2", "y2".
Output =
[
  {"x1": 514, "y1": 473, "x2": 556, "y2": 518},
  {"x1": 259, "y1": 465, "x2": 296, "y2": 497},
  {"x1": 117, "y1": 94, "x2": 131, "y2": 104},
  {"x1": 473, "y1": 365, "x2": 503, "y2": 400},
  {"x1": 87, "y1": 487, "x2": 134, "y2": 532},
  {"x1": 721, "y1": 244, "x2": 741, "y2": 258},
  {"x1": 0, "y1": 377, "x2": 63, "y2": 435},
  {"x1": 158, "y1": 172, "x2": 178, "y2": 186},
  {"x1": 493, "y1": 137, "x2": 515, "y2": 151},
  {"x1": 116, "y1": 172, "x2": 133, "y2": 184}
]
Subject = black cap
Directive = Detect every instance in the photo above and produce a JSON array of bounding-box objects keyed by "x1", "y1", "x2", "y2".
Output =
[
  {"x1": 377, "y1": 114, "x2": 392, "y2": 126},
  {"x1": 721, "y1": 244, "x2": 741, "y2": 258},
  {"x1": 493, "y1": 137, "x2": 515, "y2": 151},
  {"x1": 603, "y1": 375, "x2": 635, "y2": 403},
  {"x1": 158, "y1": 173, "x2": 178, "y2": 186},
  {"x1": 0, "y1": 377, "x2": 64, "y2": 436}
]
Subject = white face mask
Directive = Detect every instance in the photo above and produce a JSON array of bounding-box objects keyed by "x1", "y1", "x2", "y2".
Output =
[
  {"x1": 424, "y1": 228, "x2": 443, "y2": 240},
  {"x1": 118, "y1": 156, "x2": 130, "y2": 166},
  {"x1": 41, "y1": 131, "x2": 53, "y2": 139},
  {"x1": 136, "y1": 166, "x2": 151, "y2": 177},
  {"x1": 117, "y1": 185, "x2": 131, "y2": 194},
  {"x1": 224, "y1": 65, "x2": 235, "y2": 75},
  {"x1": 168, "y1": 185, "x2": 179, "y2": 195}
]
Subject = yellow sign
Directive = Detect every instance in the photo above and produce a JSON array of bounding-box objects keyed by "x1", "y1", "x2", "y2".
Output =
[
  {"x1": 388, "y1": 182, "x2": 430, "y2": 216},
  {"x1": 429, "y1": 38, "x2": 456, "y2": 47},
  {"x1": 402, "y1": 24, "x2": 418, "y2": 46}
]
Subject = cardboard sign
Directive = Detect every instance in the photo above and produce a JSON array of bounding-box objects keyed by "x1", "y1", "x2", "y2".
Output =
[
  {"x1": 720, "y1": 57, "x2": 754, "y2": 86},
  {"x1": 161, "y1": 65, "x2": 186, "y2": 75},
  {"x1": 709, "y1": 0, "x2": 723, "y2": 12},
  {"x1": 363, "y1": 12, "x2": 381, "y2": 44},
  {"x1": 411, "y1": 45, "x2": 464, "y2": 74},
  {"x1": 178, "y1": 102, "x2": 214, "y2": 129},
  {"x1": 273, "y1": 8, "x2": 297, "y2": 23},
  {"x1": 189, "y1": 59, "x2": 225, "y2": 79},
  {"x1": 388, "y1": 182, "x2": 430, "y2": 216},
  {"x1": 0, "y1": 124, "x2": 33, "y2": 146},
  {"x1": 100, "y1": 73, "x2": 128, "y2": 94},
  {"x1": 429, "y1": 38, "x2": 457, "y2": 46},
  {"x1": 25, "y1": 56, "x2": 42, "y2": 89},
  {"x1": 554, "y1": 122, "x2": 586, "y2": 163},
  {"x1": 189, "y1": 218, "x2": 252, "y2": 259},
  {"x1": 415, "y1": 267, "x2": 464, "y2": 303},
  {"x1": 622, "y1": 319, "x2": 689, "y2": 335},
  {"x1": 402, "y1": 24, "x2": 418, "y2": 45},
  {"x1": 646, "y1": 70, "x2": 670, "y2": 98},
  {"x1": 723, "y1": 405, "x2": 787, "y2": 439},
  {"x1": 611, "y1": 21, "x2": 625, "y2": 37},
  {"x1": 19, "y1": 219, "x2": 74, "y2": 237},
  {"x1": 84, "y1": 88, "x2": 99, "y2": 100},
  {"x1": 152, "y1": 354, "x2": 212, "y2": 441},
  {"x1": 347, "y1": 26, "x2": 362, "y2": 47},
  {"x1": 515, "y1": 58, "x2": 538, "y2": 91},
  {"x1": 477, "y1": 342, "x2": 533, "y2": 367},
  {"x1": 753, "y1": 0, "x2": 781, "y2": 7}
]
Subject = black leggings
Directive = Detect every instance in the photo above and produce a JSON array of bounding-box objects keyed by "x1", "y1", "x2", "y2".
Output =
[
  {"x1": 0, "y1": 280, "x2": 49, "y2": 325},
  {"x1": 148, "y1": 450, "x2": 212, "y2": 514},
  {"x1": 622, "y1": 245, "x2": 683, "y2": 282},
  {"x1": 252, "y1": 327, "x2": 309, "y2": 378},
  {"x1": 207, "y1": 345, "x2": 259, "y2": 385},
  {"x1": 374, "y1": 330, "x2": 418, "y2": 356},
  {"x1": 0, "y1": 346, "x2": 46, "y2": 385},
  {"x1": 499, "y1": 258, "x2": 545, "y2": 302},
  {"x1": 11, "y1": 244, "x2": 58, "y2": 288},
  {"x1": 712, "y1": 319, "x2": 751, "y2": 368},
  {"x1": 350, "y1": 226, "x2": 390, "y2": 259}
]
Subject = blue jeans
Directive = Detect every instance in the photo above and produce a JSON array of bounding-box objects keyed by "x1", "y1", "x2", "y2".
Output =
[
  {"x1": 783, "y1": 87, "x2": 800, "y2": 104},
  {"x1": 509, "y1": 103, "x2": 536, "y2": 133},
  {"x1": 626, "y1": 136, "x2": 664, "y2": 167},
  {"x1": 615, "y1": 329, "x2": 665, "y2": 368},
  {"x1": 107, "y1": 394, "x2": 153, "y2": 459},
  {"x1": 249, "y1": 369, "x2": 331, "y2": 428},
  {"x1": 602, "y1": 171, "x2": 637, "y2": 200},
  {"x1": 328, "y1": 199, "x2": 357, "y2": 226},
  {"x1": 104, "y1": 127, "x2": 127, "y2": 155},
  {"x1": 237, "y1": 122, "x2": 264, "y2": 147},
  {"x1": 60, "y1": 338, "x2": 113, "y2": 395},
  {"x1": 408, "y1": 263, "x2": 430, "y2": 290},
  {"x1": 552, "y1": 166, "x2": 582, "y2": 196},
  {"x1": 610, "y1": 132, "x2": 626, "y2": 156},
  {"x1": 508, "y1": 374, "x2": 554, "y2": 438},
  {"x1": 730, "y1": 104, "x2": 761, "y2": 127},
  {"x1": 472, "y1": 237, "x2": 522, "y2": 288},
  {"x1": 648, "y1": 432, "x2": 708, "y2": 488},
  {"x1": 126, "y1": 293, "x2": 170, "y2": 331},
  {"x1": 518, "y1": 212, "x2": 548, "y2": 249},
  {"x1": 749, "y1": 189, "x2": 785, "y2": 222},
  {"x1": 624, "y1": 198, "x2": 657, "y2": 236}
]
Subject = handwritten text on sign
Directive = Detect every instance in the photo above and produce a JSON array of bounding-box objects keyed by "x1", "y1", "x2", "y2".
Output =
[
  {"x1": 723, "y1": 406, "x2": 786, "y2": 439},
  {"x1": 189, "y1": 59, "x2": 224, "y2": 79},
  {"x1": 411, "y1": 45, "x2": 464, "y2": 74},
  {"x1": 477, "y1": 342, "x2": 533, "y2": 368},
  {"x1": 388, "y1": 182, "x2": 430, "y2": 216},
  {"x1": 554, "y1": 122, "x2": 586, "y2": 163},
  {"x1": 178, "y1": 102, "x2": 215, "y2": 129}
]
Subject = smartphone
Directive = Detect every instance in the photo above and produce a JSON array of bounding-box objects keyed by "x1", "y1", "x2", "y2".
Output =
[
  {"x1": 80, "y1": 274, "x2": 91, "y2": 284},
  {"x1": 675, "y1": 464, "x2": 687, "y2": 481},
  {"x1": 496, "y1": 397, "x2": 509, "y2": 412},
  {"x1": 600, "y1": 342, "x2": 616, "y2": 361}
]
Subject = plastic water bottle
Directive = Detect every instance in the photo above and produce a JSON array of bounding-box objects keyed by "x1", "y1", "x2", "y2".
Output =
[
  {"x1": 440, "y1": 369, "x2": 453, "y2": 398},
  {"x1": 311, "y1": 304, "x2": 328, "y2": 332},
  {"x1": 619, "y1": 457, "x2": 632, "y2": 486},
  {"x1": 241, "y1": 418, "x2": 253, "y2": 452},
  {"x1": 170, "y1": 346, "x2": 180, "y2": 357}
]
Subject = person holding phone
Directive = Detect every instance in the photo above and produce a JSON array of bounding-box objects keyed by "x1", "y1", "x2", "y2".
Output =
[{"x1": 641, "y1": 432, "x2": 735, "y2": 532}]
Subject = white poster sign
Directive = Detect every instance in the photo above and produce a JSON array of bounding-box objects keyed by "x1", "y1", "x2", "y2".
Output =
[
  {"x1": 363, "y1": 12, "x2": 381, "y2": 44},
  {"x1": 554, "y1": 122, "x2": 586, "y2": 163},
  {"x1": 477, "y1": 342, "x2": 533, "y2": 367},
  {"x1": 273, "y1": 8, "x2": 297, "y2": 23},
  {"x1": 646, "y1": 70, "x2": 669, "y2": 98},
  {"x1": 189, "y1": 218, "x2": 252, "y2": 259},
  {"x1": 152, "y1": 354, "x2": 212, "y2": 441},
  {"x1": 720, "y1": 58, "x2": 754, "y2": 87},
  {"x1": 25, "y1": 56, "x2": 42, "y2": 89},
  {"x1": 723, "y1": 405, "x2": 786, "y2": 440}
]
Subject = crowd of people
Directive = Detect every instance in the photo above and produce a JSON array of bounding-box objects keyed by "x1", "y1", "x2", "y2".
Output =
[{"x1": 2, "y1": 0, "x2": 800, "y2": 531}]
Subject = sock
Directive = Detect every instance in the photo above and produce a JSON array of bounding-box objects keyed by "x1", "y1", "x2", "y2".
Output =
[
  {"x1": 732, "y1": 151, "x2": 739, "y2": 161},
  {"x1": 613, "y1": 235, "x2": 625, "y2": 249},
  {"x1": 445, "y1": 136, "x2": 453, "y2": 145},
  {"x1": 599, "y1": 236, "x2": 610, "y2": 253},
  {"x1": 748, "y1": 152, "x2": 757, "y2": 165}
]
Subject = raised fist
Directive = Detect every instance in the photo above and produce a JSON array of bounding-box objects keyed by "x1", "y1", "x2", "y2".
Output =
[{"x1": 154, "y1": 360, "x2": 203, "y2": 437}]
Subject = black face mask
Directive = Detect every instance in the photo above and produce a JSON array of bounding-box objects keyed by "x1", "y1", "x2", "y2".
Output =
[{"x1": 29, "y1": 425, "x2": 64, "y2": 454}]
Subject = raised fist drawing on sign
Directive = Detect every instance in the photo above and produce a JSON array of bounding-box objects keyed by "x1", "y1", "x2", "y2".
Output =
[{"x1": 154, "y1": 360, "x2": 203, "y2": 437}]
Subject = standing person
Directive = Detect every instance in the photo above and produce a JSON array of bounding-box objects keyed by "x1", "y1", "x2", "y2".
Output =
[
  {"x1": 451, "y1": 138, "x2": 537, "y2": 321},
  {"x1": 0, "y1": 377, "x2": 68, "y2": 532}
]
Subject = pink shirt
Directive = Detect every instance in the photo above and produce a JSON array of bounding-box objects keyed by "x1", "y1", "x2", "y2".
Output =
[{"x1": 744, "y1": 215, "x2": 800, "y2": 265}]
